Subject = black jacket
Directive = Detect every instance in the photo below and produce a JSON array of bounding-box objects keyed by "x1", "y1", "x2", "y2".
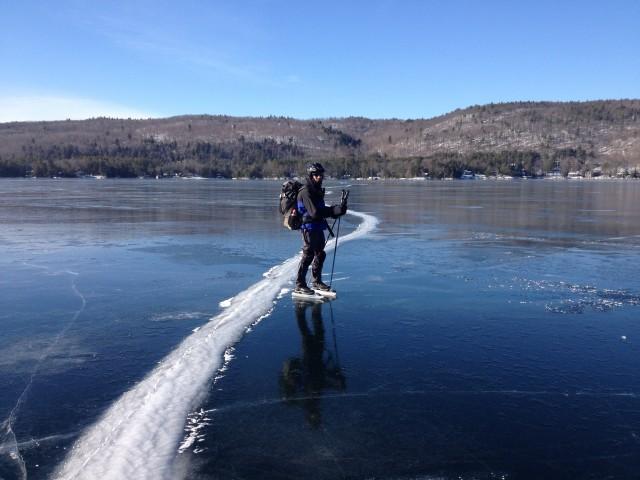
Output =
[{"x1": 297, "y1": 178, "x2": 342, "y2": 230}]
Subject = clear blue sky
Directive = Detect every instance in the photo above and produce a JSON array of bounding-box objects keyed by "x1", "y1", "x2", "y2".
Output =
[{"x1": 1, "y1": 0, "x2": 639, "y2": 121}]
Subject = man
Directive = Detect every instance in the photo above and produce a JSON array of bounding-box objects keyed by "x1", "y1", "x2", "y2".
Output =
[{"x1": 294, "y1": 162, "x2": 347, "y2": 295}]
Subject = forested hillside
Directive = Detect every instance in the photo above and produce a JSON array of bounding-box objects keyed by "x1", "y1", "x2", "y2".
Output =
[{"x1": 1, "y1": 100, "x2": 639, "y2": 178}]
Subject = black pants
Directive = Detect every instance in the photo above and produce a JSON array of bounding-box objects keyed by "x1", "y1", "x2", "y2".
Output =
[{"x1": 296, "y1": 229, "x2": 326, "y2": 287}]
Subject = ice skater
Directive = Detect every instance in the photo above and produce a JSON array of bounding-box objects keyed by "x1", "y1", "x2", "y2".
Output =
[{"x1": 294, "y1": 162, "x2": 347, "y2": 296}]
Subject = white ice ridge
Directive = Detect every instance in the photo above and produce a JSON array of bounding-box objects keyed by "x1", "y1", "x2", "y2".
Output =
[{"x1": 54, "y1": 211, "x2": 378, "y2": 480}]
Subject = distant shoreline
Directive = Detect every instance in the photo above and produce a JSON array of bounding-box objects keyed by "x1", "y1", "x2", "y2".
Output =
[
  {"x1": 4, "y1": 175, "x2": 640, "y2": 182},
  {"x1": 2, "y1": 100, "x2": 639, "y2": 180}
]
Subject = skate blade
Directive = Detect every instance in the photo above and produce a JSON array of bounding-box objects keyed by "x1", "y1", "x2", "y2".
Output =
[
  {"x1": 313, "y1": 289, "x2": 337, "y2": 299},
  {"x1": 291, "y1": 291, "x2": 326, "y2": 302}
]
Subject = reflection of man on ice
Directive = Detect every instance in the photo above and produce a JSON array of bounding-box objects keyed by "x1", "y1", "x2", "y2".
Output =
[
  {"x1": 280, "y1": 301, "x2": 346, "y2": 428},
  {"x1": 294, "y1": 162, "x2": 347, "y2": 296}
]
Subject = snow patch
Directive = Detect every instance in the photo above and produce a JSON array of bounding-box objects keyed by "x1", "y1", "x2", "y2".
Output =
[{"x1": 219, "y1": 298, "x2": 233, "y2": 308}]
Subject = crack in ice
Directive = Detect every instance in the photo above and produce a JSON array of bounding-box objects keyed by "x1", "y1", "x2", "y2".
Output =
[{"x1": 0, "y1": 269, "x2": 86, "y2": 480}]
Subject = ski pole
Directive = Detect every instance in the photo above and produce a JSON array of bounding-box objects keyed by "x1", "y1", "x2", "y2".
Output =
[
  {"x1": 328, "y1": 189, "x2": 349, "y2": 287},
  {"x1": 324, "y1": 218, "x2": 338, "y2": 248},
  {"x1": 328, "y1": 214, "x2": 341, "y2": 288},
  {"x1": 325, "y1": 189, "x2": 349, "y2": 247}
]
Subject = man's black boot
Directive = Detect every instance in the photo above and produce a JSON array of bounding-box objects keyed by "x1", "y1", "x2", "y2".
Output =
[
  {"x1": 294, "y1": 284, "x2": 315, "y2": 295},
  {"x1": 312, "y1": 280, "x2": 331, "y2": 291}
]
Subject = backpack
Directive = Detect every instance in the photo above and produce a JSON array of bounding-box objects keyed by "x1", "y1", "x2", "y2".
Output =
[{"x1": 279, "y1": 180, "x2": 304, "y2": 230}]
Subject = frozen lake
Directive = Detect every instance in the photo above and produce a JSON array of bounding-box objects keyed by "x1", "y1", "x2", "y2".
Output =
[{"x1": 1, "y1": 178, "x2": 639, "y2": 479}]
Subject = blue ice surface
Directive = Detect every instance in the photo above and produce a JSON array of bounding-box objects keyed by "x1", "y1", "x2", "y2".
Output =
[
  {"x1": 1, "y1": 178, "x2": 640, "y2": 479},
  {"x1": 189, "y1": 180, "x2": 640, "y2": 479}
]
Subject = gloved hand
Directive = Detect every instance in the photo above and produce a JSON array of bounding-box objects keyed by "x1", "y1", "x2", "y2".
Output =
[
  {"x1": 332, "y1": 204, "x2": 347, "y2": 217},
  {"x1": 335, "y1": 189, "x2": 349, "y2": 217}
]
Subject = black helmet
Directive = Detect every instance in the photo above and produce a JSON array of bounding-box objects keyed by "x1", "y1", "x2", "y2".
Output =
[{"x1": 307, "y1": 162, "x2": 325, "y2": 176}]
